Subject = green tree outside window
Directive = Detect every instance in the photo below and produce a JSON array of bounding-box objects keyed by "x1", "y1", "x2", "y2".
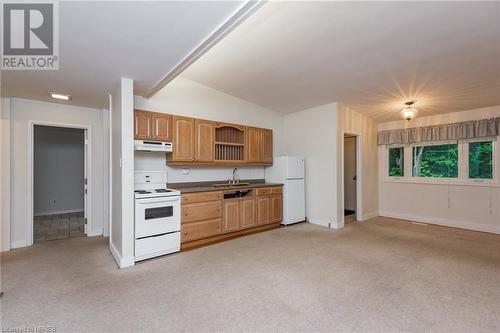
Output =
[
  {"x1": 469, "y1": 141, "x2": 493, "y2": 179},
  {"x1": 389, "y1": 147, "x2": 404, "y2": 177},
  {"x1": 412, "y1": 144, "x2": 458, "y2": 178}
]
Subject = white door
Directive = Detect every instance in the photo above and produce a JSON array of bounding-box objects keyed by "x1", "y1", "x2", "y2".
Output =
[
  {"x1": 84, "y1": 129, "x2": 89, "y2": 235},
  {"x1": 286, "y1": 156, "x2": 305, "y2": 179},
  {"x1": 284, "y1": 178, "x2": 305, "y2": 225}
]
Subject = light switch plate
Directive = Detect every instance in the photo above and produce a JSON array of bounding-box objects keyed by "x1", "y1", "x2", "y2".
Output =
[{"x1": 182, "y1": 168, "x2": 190, "y2": 175}]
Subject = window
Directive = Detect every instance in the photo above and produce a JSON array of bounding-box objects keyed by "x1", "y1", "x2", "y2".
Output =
[
  {"x1": 388, "y1": 147, "x2": 404, "y2": 177},
  {"x1": 469, "y1": 141, "x2": 493, "y2": 179},
  {"x1": 412, "y1": 143, "x2": 458, "y2": 178}
]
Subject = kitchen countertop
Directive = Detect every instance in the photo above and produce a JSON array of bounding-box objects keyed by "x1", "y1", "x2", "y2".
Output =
[{"x1": 168, "y1": 179, "x2": 283, "y2": 194}]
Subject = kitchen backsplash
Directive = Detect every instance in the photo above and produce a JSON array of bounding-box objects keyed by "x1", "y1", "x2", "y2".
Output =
[{"x1": 134, "y1": 151, "x2": 265, "y2": 183}]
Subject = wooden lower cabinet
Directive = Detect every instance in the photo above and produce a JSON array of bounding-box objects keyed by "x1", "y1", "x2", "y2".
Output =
[
  {"x1": 255, "y1": 196, "x2": 270, "y2": 225},
  {"x1": 223, "y1": 199, "x2": 240, "y2": 232},
  {"x1": 240, "y1": 197, "x2": 255, "y2": 229},
  {"x1": 183, "y1": 201, "x2": 221, "y2": 223},
  {"x1": 270, "y1": 195, "x2": 283, "y2": 223},
  {"x1": 182, "y1": 218, "x2": 221, "y2": 243},
  {"x1": 181, "y1": 186, "x2": 283, "y2": 250}
]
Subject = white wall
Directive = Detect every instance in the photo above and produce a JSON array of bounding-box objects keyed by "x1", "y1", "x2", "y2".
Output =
[
  {"x1": 338, "y1": 104, "x2": 379, "y2": 224},
  {"x1": 134, "y1": 151, "x2": 264, "y2": 182},
  {"x1": 378, "y1": 105, "x2": 500, "y2": 234},
  {"x1": 134, "y1": 77, "x2": 285, "y2": 182},
  {"x1": 34, "y1": 126, "x2": 84, "y2": 216},
  {"x1": 283, "y1": 102, "x2": 379, "y2": 229},
  {"x1": 1, "y1": 98, "x2": 11, "y2": 251},
  {"x1": 8, "y1": 98, "x2": 107, "y2": 248},
  {"x1": 109, "y1": 78, "x2": 135, "y2": 268},
  {"x1": 344, "y1": 137, "x2": 356, "y2": 211},
  {"x1": 284, "y1": 103, "x2": 338, "y2": 228}
]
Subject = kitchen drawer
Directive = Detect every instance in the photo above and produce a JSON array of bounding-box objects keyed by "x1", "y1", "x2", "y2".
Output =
[
  {"x1": 182, "y1": 218, "x2": 222, "y2": 243},
  {"x1": 182, "y1": 201, "x2": 222, "y2": 223},
  {"x1": 255, "y1": 187, "x2": 272, "y2": 196},
  {"x1": 135, "y1": 232, "x2": 180, "y2": 262},
  {"x1": 271, "y1": 187, "x2": 283, "y2": 194},
  {"x1": 182, "y1": 191, "x2": 222, "y2": 204}
]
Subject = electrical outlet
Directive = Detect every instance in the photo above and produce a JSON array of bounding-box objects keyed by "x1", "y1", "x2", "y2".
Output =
[{"x1": 182, "y1": 168, "x2": 190, "y2": 175}]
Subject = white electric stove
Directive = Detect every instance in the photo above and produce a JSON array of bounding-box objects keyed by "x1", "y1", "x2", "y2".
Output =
[{"x1": 134, "y1": 171, "x2": 181, "y2": 262}]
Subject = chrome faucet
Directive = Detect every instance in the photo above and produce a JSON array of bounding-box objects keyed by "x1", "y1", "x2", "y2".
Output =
[{"x1": 232, "y1": 168, "x2": 240, "y2": 184}]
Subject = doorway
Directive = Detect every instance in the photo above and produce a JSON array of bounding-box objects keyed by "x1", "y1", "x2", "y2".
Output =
[
  {"x1": 343, "y1": 134, "x2": 358, "y2": 223},
  {"x1": 32, "y1": 124, "x2": 89, "y2": 243}
]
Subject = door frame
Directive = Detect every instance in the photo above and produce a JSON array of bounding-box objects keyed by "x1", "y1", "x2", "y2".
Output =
[
  {"x1": 28, "y1": 121, "x2": 92, "y2": 246},
  {"x1": 341, "y1": 131, "x2": 362, "y2": 227}
]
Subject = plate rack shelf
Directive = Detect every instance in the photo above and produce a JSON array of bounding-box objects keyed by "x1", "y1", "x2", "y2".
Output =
[{"x1": 215, "y1": 124, "x2": 245, "y2": 161}]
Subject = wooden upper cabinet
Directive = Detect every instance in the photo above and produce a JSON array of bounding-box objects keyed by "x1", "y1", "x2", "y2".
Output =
[
  {"x1": 172, "y1": 116, "x2": 195, "y2": 161},
  {"x1": 246, "y1": 127, "x2": 261, "y2": 162},
  {"x1": 137, "y1": 110, "x2": 273, "y2": 166},
  {"x1": 134, "y1": 110, "x2": 152, "y2": 140},
  {"x1": 261, "y1": 129, "x2": 273, "y2": 164},
  {"x1": 152, "y1": 113, "x2": 172, "y2": 141},
  {"x1": 223, "y1": 199, "x2": 240, "y2": 233},
  {"x1": 195, "y1": 119, "x2": 214, "y2": 162}
]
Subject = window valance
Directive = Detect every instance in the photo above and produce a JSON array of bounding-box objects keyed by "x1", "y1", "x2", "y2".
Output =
[{"x1": 377, "y1": 117, "x2": 500, "y2": 146}]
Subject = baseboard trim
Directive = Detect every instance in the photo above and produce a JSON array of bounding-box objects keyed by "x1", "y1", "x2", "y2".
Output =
[
  {"x1": 308, "y1": 218, "x2": 331, "y2": 228},
  {"x1": 34, "y1": 209, "x2": 84, "y2": 217},
  {"x1": 109, "y1": 241, "x2": 135, "y2": 269},
  {"x1": 86, "y1": 230, "x2": 103, "y2": 237},
  {"x1": 10, "y1": 240, "x2": 28, "y2": 249},
  {"x1": 360, "y1": 211, "x2": 379, "y2": 221},
  {"x1": 379, "y1": 211, "x2": 500, "y2": 235},
  {"x1": 181, "y1": 223, "x2": 280, "y2": 251}
]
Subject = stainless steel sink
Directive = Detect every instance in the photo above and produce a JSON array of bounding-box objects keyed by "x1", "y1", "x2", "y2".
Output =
[{"x1": 212, "y1": 182, "x2": 251, "y2": 187}]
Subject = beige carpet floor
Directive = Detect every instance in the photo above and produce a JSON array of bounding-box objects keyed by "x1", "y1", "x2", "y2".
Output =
[{"x1": 1, "y1": 217, "x2": 500, "y2": 332}]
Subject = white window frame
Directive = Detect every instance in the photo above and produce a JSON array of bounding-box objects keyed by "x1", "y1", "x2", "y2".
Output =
[{"x1": 383, "y1": 136, "x2": 499, "y2": 187}]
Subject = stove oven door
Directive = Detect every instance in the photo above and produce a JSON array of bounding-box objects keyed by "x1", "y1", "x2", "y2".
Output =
[{"x1": 135, "y1": 196, "x2": 180, "y2": 238}]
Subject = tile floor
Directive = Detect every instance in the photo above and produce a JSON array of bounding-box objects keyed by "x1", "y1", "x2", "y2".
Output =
[{"x1": 33, "y1": 212, "x2": 85, "y2": 243}]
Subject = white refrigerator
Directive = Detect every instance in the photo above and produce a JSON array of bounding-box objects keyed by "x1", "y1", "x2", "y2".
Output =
[{"x1": 265, "y1": 156, "x2": 306, "y2": 225}]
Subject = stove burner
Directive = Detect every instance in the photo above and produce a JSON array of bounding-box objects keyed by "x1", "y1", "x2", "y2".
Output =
[
  {"x1": 155, "y1": 189, "x2": 172, "y2": 193},
  {"x1": 135, "y1": 190, "x2": 151, "y2": 194}
]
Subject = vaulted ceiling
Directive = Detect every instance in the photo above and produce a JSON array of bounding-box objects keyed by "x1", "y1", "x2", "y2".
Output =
[
  {"x1": 182, "y1": 1, "x2": 500, "y2": 121},
  {"x1": 1, "y1": 1, "x2": 248, "y2": 108}
]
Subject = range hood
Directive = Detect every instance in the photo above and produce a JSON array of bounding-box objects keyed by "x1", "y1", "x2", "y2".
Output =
[{"x1": 134, "y1": 140, "x2": 172, "y2": 152}]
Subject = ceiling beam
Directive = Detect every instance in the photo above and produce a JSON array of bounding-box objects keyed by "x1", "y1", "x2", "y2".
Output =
[{"x1": 145, "y1": 0, "x2": 266, "y2": 98}]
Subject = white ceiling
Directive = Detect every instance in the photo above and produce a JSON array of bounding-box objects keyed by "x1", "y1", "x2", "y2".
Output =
[
  {"x1": 182, "y1": 1, "x2": 500, "y2": 121},
  {"x1": 1, "y1": 1, "x2": 246, "y2": 109}
]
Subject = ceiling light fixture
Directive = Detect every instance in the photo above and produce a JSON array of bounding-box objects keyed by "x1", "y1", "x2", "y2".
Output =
[
  {"x1": 49, "y1": 92, "x2": 71, "y2": 101},
  {"x1": 401, "y1": 101, "x2": 417, "y2": 121}
]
